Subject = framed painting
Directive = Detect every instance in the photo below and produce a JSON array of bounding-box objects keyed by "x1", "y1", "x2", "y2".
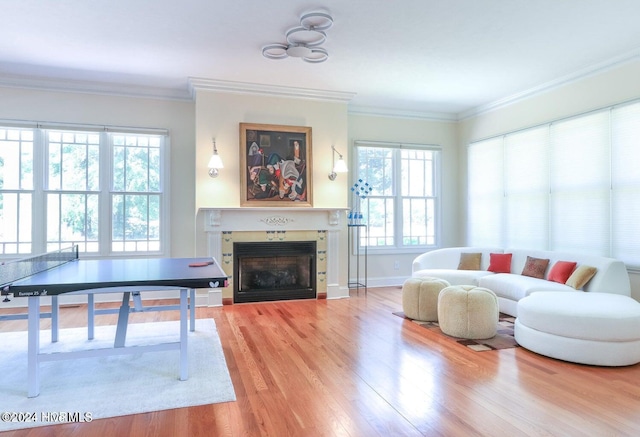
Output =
[{"x1": 240, "y1": 123, "x2": 313, "y2": 207}]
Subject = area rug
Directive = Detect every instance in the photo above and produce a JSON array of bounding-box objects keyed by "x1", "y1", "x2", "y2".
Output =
[
  {"x1": 0, "y1": 318, "x2": 236, "y2": 431},
  {"x1": 393, "y1": 311, "x2": 519, "y2": 351}
]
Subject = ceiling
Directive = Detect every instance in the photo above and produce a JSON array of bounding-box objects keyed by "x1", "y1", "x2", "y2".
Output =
[{"x1": 3, "y1": 0, "x2": 640, "y2": 118}]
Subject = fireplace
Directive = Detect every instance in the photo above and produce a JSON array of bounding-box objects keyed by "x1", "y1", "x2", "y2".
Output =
[
  {"x1": 234, "y1": 241, "x2": 317, "y2": 303},
  {"x1": 201, "y1": 208, "x2": 346, "y2": 305}
]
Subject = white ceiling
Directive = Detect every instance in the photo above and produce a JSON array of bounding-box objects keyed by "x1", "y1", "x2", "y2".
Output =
[{"x1": 3, "y1": 0, "x2": 640, "y2": 118}]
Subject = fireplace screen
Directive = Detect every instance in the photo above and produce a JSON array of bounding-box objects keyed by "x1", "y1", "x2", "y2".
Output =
[{"x1": 234, "y1": 241, "x2": 316, "y2": 303}]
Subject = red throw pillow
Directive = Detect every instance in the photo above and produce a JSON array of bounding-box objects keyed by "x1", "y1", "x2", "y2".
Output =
[
  {"x1": 488, "y1": 253, "x2": 512, "y2": 273},
  {"x1": 548, "y1": 261, "x2": 577, "y2": 284}
]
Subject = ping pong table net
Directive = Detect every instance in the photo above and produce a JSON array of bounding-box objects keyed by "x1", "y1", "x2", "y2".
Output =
[{"x1": 0, "y1": 245, "x2": 79, "y2": 297}]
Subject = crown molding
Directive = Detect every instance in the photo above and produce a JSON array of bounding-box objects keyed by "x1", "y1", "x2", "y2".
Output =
[
  {"x1": 348, "y1": 104, "x2": 458, "y2": 122},
  {"x1": 0, "y1": 73, "x2": 192, "y2": 101},
  {"x1": 188, "y1": 77, "x2": 356, "y2": 103},
  {"x1": 459, "y1": 48, "x2": 640, "y2": 120},
  {"x1": 4, "y1": 46, "x2": 637, "y2": 122}
]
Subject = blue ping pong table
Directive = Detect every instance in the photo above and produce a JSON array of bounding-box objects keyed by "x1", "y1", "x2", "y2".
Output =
[{"x1": 3, "y1": 250, "x2": 228, "y2": 398}]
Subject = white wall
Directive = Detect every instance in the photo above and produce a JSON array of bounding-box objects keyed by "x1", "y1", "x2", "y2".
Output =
[
  {"x1": 458, "y1": 59, "x2": 640, "y2": 301},
  {"x1": 348, "y1": 113, "x2": 459, "y2": 286},
  {"x1": 193, "y1": 90, "x2": 350, "y2": 210},
  {"x1": 0, "y1": 86, "x2": 196, "y2": 257}
]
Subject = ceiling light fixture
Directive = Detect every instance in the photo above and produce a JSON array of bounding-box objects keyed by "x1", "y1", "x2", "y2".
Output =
[{"x1": 262, "y1": 11, "x2": 333, "y2": 64}]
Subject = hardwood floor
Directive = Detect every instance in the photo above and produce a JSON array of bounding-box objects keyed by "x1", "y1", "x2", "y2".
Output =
[{"x1": 2, "y1": 287, "x2": 640, "y2": 436}]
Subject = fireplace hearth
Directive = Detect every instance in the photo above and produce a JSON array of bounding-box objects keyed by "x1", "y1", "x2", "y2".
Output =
[{"x1": 234, "y1": 241, "x2": 316, "y2": 303}]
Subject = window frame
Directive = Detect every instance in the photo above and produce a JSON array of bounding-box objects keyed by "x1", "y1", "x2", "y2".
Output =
[
  {"x1": 0, "y1": 126, "x2": 37, "y2": 255},
  {"x1": 0, "y1": 121, "x2": 170, "y2": 259},
  {"x1": 354, "y1": 140, "x2": 441, "y2": 255}
]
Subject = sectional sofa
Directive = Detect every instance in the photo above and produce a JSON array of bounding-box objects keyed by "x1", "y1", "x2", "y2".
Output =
[{"x1": 411, "y1": 247, "x2": 631, "y2": 317}]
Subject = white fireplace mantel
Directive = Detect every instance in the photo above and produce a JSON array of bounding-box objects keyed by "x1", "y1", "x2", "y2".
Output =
[
  {"x1": 202, "y1": 207, "x2": 347, "y2": 232},
  {"x1": 200, "y1": 207, "x2": 349, "y2": 304}
]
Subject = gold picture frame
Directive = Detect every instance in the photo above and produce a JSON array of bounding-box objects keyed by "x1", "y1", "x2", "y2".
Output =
[{"x1": 240, "y1": 123, "x2": 313, "y2": 207}]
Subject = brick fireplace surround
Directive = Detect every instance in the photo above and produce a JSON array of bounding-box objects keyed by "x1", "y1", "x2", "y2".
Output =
[{"x1": 201, "y1": 208, "x2": 347, "y2": 305}]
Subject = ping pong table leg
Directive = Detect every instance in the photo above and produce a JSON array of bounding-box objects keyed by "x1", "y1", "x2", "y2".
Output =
[
  {"x1": 132, "y1": 292, "x2": 143, "y2": 311},
  {"x1": 114, "y1": 292, "x2": 131, "y2": 348},
  {"x1": 51, "y1": 295, "x2": 59, "y2": 343},
  {"x1": 87, "y1": 293, "x2": 95, "y2": 340},
  {"x1": 190, "y1": 289, "x2": 196, "y2": 332},
  {"x1": 27, "y1": 296, "x2": 41, "y2": 397},
  {"x1": 180, "y1": 289, "x2": 188, "y2": 381}
]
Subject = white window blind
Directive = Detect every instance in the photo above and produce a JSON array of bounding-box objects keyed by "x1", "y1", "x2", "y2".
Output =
[
  {"x1": 504, "y1": 126, "x2": 549, "y2": 249},
  {"x1": 549, "y1": 111, "x2": 610, "y2": 255},
  {"x1": 611, "y1": 103, "x2": 640, "y2": 264},
  {"x1": 467, "y1": 137, "x2": 503, "y2": 246}
]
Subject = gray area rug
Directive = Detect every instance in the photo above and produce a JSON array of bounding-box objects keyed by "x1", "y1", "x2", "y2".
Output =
[{"x1": 0, "y1": 318, "x2": 236, "y2": 431}]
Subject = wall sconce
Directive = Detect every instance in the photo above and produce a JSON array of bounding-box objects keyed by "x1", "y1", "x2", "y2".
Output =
[
  {"x1": 207, "y1": 138, "x2": 224, "y2": 178},
  {"x1": 328, "y1": 145, "x2": 348, "y2": 181}
]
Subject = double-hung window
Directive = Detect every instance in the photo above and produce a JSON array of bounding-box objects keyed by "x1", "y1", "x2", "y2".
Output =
[
  {"x1": 354, "y1": 141, "x2": 440, "y2": 251},
  {"x1": 46, "y1": 130, "x2": 101, "y2": 253},
  {"x1": 110, "y1": 133, "x2": 162, "y2": 253},
  {"x1": 0, "y1": 127, "x2": 33, "y2": 254},
  {"x1": 0, "y1": 124, "x2": 167, "y2": 257}
]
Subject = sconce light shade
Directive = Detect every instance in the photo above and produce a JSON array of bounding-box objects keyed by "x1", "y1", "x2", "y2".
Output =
[
  {"x1": 333, "y1": 156, "x2": 348, "y2": 173},
  {"x1": 207, "y1": 154, "x2": 224, "y2": 169},
  {"x1": 208, "y1": 138, "x2": 224, "y2": 178},
  {"x1": 328, "y1": 145, "x2": 348, "y2": 181}
]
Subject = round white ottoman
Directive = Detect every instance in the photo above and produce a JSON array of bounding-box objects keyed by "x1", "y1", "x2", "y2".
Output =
[
  {"x1": 515, "y1": 292, "x2": 640, "y2": 366},
  {"x1": 437, "y1": 285, "x2": 499, "y2": 339},
  {"x1": 402, "y1": 277, "x2": 451, "y2": 322}
]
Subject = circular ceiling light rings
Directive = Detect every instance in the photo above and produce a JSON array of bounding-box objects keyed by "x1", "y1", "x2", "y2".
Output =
[
  {"x1": 286, "y1": 27, "x2": 326, "y2": 47},
  {"x1": 300, "y1": 12, "x2": 333, "y2": 31},
  {"x1": 262, "y1": 44, "x2": 289, "y2": 59},
  {"x1": 286, "y1": 44, "x2": 312, "y2": 58},
  {"x1": 303, "y1": 47, "x2": 328, "y2": 63},
  {"x1": 262, "y1": 11, "x2": 333, "y2": 63}
]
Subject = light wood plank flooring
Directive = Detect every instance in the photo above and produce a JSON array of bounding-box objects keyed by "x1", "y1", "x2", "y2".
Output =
[{"x1": 1, "y1": 287, "x2": 640, "y2": 436}]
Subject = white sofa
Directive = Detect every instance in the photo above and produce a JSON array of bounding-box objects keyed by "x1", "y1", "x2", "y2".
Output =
[
  {"x1": 412, "y1": 247, "x2": 631, "y2": 316},
  {"x1": 514, "y1": 292, "x2": 640, "y2": 366}
]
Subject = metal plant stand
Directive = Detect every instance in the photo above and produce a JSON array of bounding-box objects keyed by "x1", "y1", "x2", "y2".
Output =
[{"x1": 347, "y1": 224, "x2": 367, "y2": 295}]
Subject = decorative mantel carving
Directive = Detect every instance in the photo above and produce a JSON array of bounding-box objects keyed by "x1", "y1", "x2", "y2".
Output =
[
  {"x1": 208, "y1": 209, "x2": 222, "y2": 227},
  {"x1": 260, "y1": 216, "x2": 294, "y2": 226},
  {"x1": 202, "y1": 207, "x2": 347, "y2": 231}
]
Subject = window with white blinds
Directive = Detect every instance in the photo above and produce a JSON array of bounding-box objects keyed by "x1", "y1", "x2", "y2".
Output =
[
  {"x1": 467, "y1": 100, "x2": 640, "y2": 267},
  {"x1": 467, "y1": 138, "x2": 503, "y2": 246},
  {"x1": 504, "y1": 126, "x2": 549, "y2": 249},
  {"x1": 611, "y1": 103, "x2": 640, "y2": 265},
  {"x1": 549, "y1": 112, "x2": 610, "y2": 255}
]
